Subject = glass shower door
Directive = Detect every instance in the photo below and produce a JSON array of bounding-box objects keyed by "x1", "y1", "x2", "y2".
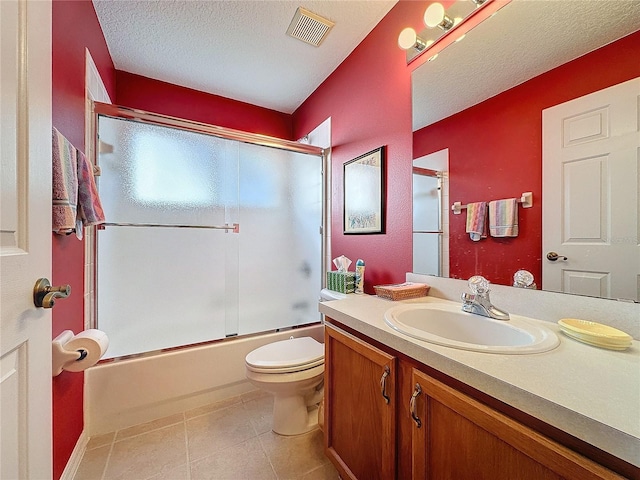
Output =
[
  {"x1": 95, "y1": 112, "x2": 324, "y2": 359},
  {"x1": 413, "y1": 171, "x2": 442, "y2": 276},
  {"x1": 235, "y1": 143, "x2": 322, "y2": 336},
  {"x1": 97, "y1": 116, "x2": 239, "y2": 358}
]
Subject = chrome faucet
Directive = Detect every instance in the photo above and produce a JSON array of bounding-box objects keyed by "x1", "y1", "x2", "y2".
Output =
[{"x1": 461, "y1": 276, "x2": 510, "y2": 321}]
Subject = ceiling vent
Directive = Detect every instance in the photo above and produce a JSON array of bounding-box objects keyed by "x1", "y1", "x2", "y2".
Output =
[{"x1": 286, "y1": 7, "x2": 335, "y2": 47}]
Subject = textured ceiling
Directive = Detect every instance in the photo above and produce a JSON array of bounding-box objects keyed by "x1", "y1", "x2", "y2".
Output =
[
  {"x1": 412, "y1": 0, "x2": 640, "y2": 131},
  {"x1": 93, "y1": 0, "x2": 396, "y2": 114}
]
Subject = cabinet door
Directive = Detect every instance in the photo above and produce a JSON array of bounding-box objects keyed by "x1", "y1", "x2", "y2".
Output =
[
  {"x1": 409, "y1": 370, "x2": 622, "y2": 480},
  {"x1": 325, "y1": 324, "x2": 396, "y2": 480}
]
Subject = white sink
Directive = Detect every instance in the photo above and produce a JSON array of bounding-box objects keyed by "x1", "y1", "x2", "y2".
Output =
[{"x1": 384, "y1": 303, "x2": 559, "y2": 354}]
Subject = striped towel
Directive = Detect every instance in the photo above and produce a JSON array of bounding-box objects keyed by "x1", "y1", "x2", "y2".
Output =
[
  {"x1": 52, "y1": 128, "x2": 78, "y2": 234},
  {"x1": 77, "y1": 150, "x2": 105, "y2": 228},
  {"x1": 465, "y1": 202, "x2": 487, "y2": 241},
  {"x1": 489, "y1": 198, "x2": 519, "y2": 237}
]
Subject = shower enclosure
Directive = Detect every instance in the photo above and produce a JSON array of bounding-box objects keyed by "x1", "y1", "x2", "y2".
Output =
[
  {"x1": 93, "y1": 104, "x2": 326, "y2": 359},
  {"x1": 413, "y1": 167, "x2": 443, "y2": 276}
]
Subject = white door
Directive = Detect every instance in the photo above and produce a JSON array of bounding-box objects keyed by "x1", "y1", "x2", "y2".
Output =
[
  {"x1": 1, "y1": 1, "x2": 53, "y2": 478},
  {"x1": 542, "y1": 78, "x2": 640, "y2": 301}
]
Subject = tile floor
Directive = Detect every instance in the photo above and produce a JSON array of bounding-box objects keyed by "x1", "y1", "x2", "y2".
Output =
[{"x1": 74, "y1": 390, "x2": 340, "y2": 480}]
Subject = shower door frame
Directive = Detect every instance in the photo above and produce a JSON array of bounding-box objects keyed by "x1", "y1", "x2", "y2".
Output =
[{"x1": 89, "y1": 101, "x2": 329, "y2": 359}]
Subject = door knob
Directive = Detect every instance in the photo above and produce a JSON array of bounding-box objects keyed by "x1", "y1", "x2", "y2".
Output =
[
  {"x1": 546, "y1": 252, "x2": 567, "y2": 262},
  {"x1": 33, "y1": 278, "x2": 71, "y2": 308}
]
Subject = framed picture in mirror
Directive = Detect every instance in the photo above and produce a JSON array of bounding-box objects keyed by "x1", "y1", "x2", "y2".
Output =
[{"x1": 343, "y1": 146, "x2": 385, "y2": 234}]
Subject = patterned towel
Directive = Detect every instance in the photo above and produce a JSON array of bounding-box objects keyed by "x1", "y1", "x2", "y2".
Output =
[
  {"x1": 52, "y1": 128, "x2": 78, "y2": 234},
  {"x1": 465, "y1": 202, "x2": 487, "y2": 241},
  {"x1": 489, "y1": 198, "x2": 519, "y2": 237},
  {"x1": 77, "y1": 150, "x2": 105, "y2": 228}
]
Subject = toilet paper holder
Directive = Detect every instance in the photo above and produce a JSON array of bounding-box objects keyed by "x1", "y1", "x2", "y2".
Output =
[{"x1": 52, "y1": 330, "x2": 86, "y2": 377}]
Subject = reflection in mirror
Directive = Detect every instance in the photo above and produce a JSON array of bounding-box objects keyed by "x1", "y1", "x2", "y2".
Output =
[
  {"x1": 411, "y1": 1, "x2": 640, "y2": 300},
  {"x1": 413, "y1": 149, "x2": 449, "y2": 278},
  {"x1": 400, "y1": 0, "x2": 507, "y2": 64}
]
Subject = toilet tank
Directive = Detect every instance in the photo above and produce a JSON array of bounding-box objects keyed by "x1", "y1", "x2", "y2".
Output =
[{"x1": 320, "y1": 288, "x2": 348, "y2": 301}]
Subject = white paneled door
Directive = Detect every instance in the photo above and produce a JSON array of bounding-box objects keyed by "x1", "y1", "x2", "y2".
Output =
[
  {"x1": 1, "y1": 0, "x2": 53, "y2": 478},
  {"x1": 542, "y1": 78, "x2": 640, "y2": 301}
]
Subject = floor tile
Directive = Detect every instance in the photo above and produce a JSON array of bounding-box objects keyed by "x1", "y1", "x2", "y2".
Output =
[
  {"x1": 103, "y1": 423, "x2": 188, "y2": 480},
  {"x1": 301, "y1": 462, "x2": 341, "y2": 480},
  {"x1": 74, "y1": 444, "x2": 111, "y2": 480},
  {"x1": 75, "y1": 395, "x2": 336, "y2": 480},
  {"x1": 115, "y1": 413, "x2": 184, "y2": 442},
  {"x1": 186, "y1": 403, "x2": 257, "y2": 462},
  {"x1": 190, "y1": 437, "x2": 276, "y2": 480},
  {"x1": 185, "y1": 395, "x2": 243, "y2": 419},
  {"x1": 258, "y1": 429, "x2": 328, "y2": 479},
  {"x1": 242, "y1": 394, "x2": 274, "y2": 435},
  {"x1": 147, "y1": 463, "x2": 189, "y2": 480},
  {"x1": 86, "y1": 432, "x2": 115, "y2": 451}
]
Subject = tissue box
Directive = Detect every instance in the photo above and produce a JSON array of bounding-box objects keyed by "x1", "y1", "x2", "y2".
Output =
[{"x1": 326, "y1": 271, "x2": 356, "y2": 294}]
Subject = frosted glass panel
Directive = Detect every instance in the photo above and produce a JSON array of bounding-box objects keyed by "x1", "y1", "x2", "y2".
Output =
[
  {"x1": 413, "y1": 174, "x2": 440, "y2": 231},
  {"x1": 236, "y1": 143, "x2": 322, "y2": 335},
  {"x1": 98, "y1": 227, "x2": 227, "y2": 358},
  {"x1": 96, "y1": 114, "x2": 323, "y2": 357},
  {"x1": 413, "y1": 233, "x2": 441, "y2": 276},
  {"x1": 98, "y1": 116, "x2": 236, "y2": 226}
]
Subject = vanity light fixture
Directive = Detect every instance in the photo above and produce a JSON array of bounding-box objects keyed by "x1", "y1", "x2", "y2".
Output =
[
  {"x1": 398, "y1": 27, "x2": 435, "y2": 51},
  {"x1": 399, "y1": 0, "x2": 511, "y2": 64},
  {"x1": 398, "y1": 27, "x2": 427, "y2": 51},
  {"x1": 424, "y1": 3, "x2": 454, "y2": 31}
]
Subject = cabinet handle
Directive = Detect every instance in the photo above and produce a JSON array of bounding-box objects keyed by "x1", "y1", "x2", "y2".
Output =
[
  {"x1": 410, "y1": 383, "x2": 422, "y2": 428},
  {"x1": 380, "y1": 365, "x2": 391, "y2": 404}
]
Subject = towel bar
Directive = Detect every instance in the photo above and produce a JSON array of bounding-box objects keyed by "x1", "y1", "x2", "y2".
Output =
[{"x1": 451, "y1": 192, "x2": 532, "y2": 215}]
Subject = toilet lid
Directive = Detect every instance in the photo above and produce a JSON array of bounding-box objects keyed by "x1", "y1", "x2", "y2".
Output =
[{"x1": 245, "y1": 337, "x2": 324, "y2": 370}]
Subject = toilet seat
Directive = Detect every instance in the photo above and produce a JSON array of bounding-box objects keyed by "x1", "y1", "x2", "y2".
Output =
[{"x1": 245, "y1": 337, "x2": 324, "y2": 374}]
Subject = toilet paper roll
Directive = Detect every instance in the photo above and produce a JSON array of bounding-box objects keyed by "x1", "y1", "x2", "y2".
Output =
[{"x1": 62, "y1": 329, "x2": 109, "y2": 372}]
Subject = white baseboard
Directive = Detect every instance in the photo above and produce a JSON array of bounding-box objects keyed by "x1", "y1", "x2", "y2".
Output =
[{"x1": 60, "y1": 430, "x2": 89, "y2": 480}]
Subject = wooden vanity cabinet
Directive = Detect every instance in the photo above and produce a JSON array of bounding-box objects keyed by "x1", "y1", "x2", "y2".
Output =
[
  {"x1": 324, "y1": 324, "x2": 396, "y2": 480},
  {"x1": 409, "y1": 369, "x2": 622, "y2": 480},
  {"x1": 324, "y1": 321, "x2": 625, "y2": 480}
]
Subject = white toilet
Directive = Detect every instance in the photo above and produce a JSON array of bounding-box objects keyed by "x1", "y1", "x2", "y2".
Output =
[
  {"x1": 244, "y1": 288, "x2": 346, "y2": 436},
  {"x1": 245, "y1": 336, "x2": 325, "y2": 435}
]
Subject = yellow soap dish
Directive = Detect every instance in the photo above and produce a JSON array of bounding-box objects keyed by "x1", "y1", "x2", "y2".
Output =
[
  {"x1": 559, "y1": 329, "x2": 631, "y2": 351},
  {"x1": 558, "y1": 318, "x2": 633, "y2": 342}
]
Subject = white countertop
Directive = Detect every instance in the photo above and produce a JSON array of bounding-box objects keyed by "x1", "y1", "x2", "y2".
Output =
[{"x1": 319, "y1": 294, "x2": 640, "y2": 468}]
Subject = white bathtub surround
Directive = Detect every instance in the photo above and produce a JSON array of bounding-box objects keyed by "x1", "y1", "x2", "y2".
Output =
[
  {"x1": 319, "y1": 279, "x2": 639, "y2": 469},
  {"x1": 84, "y1": 325, "x2": 323, "y2": 435}
]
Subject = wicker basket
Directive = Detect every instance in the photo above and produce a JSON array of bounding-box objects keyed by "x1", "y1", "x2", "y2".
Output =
[{"x1": 374, "y1": 282, "x2": 430, "y2": 301}]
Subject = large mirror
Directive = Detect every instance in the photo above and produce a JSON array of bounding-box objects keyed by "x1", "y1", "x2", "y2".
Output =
[{"x1": 411, "y1": 0, "x2": 640, "y2": 301}]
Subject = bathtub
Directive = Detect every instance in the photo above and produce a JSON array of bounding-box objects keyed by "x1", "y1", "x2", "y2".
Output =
[{"x1": 84, "y1": 324, "x2": 324, "y2": 435}]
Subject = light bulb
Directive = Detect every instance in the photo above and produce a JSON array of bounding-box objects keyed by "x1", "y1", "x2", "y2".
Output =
[
  {"x1": 398, "y1": 27, "x2": 418, "y2": 50},
  {"x1": 398, "y1": 27, "x2": 426, "y2": 51},
  {"x1": 424, "y1": 3, "x2": 445, "y2": 28}
]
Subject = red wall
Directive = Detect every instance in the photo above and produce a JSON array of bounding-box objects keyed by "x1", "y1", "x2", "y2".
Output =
[
  {"x1": 52, "y1": 1, "x2": 115, "y2": 478},
  {"x1": 293, "y1": 1, "x2": 427, "y2": 291},
  {"x1": 413, "y1": 30, "x2": 640, "y2": 287},
  {"x1": 115, "y1": 71, "x2": 294, "y2": 140}
]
